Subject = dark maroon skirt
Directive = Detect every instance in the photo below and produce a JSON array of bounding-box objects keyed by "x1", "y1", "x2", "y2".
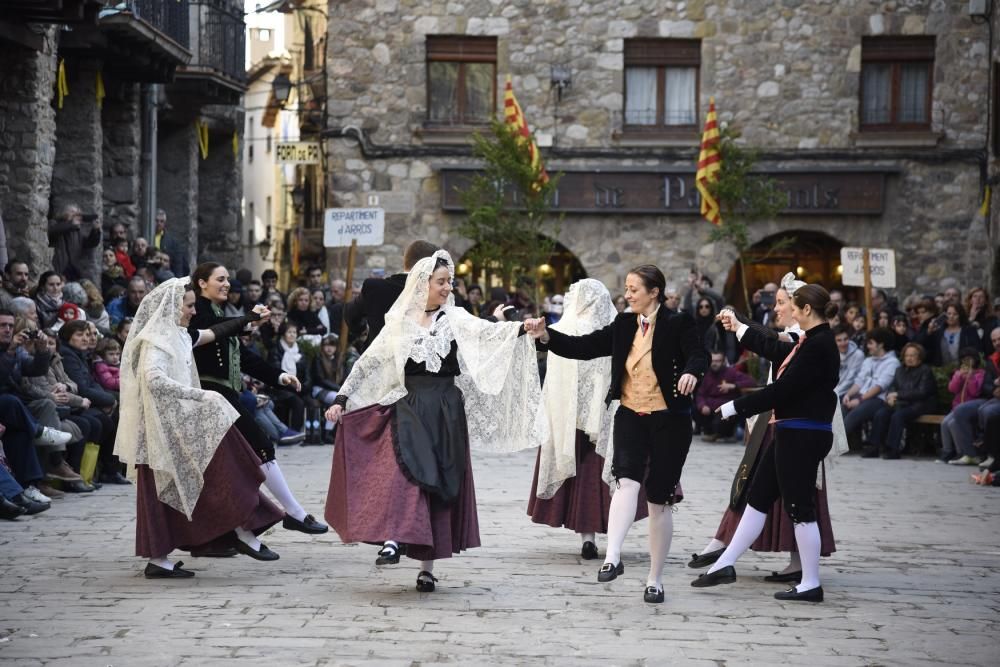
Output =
[
  {"x1": 527, "y1": 431, "x2": 649, "y2": 533},
  {"x1": 714, "y1": 425, "x2": 836, "y2": 556},
  {"x1": 134, "y1": 428, "x2": 284, "y2": 558},
  {"x1": 324, "y1": 401, "x2": 480, "y2": 561}
]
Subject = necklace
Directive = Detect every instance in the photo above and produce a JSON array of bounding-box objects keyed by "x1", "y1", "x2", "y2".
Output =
[{"x1": 424, "y1": 306, "x2": 441, "y2": 314}]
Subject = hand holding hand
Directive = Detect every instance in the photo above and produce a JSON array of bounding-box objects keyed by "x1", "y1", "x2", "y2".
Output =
[
  {"x1": 886, "y1": 392, "x2": 897, "y2": 407},
  {"x1": 716, "y1": 309, "x2": 739, "y2": 332},
  {"x1": 251, "y1": 304, "x2": 271, "y2": 319},
  {"x1": 325, "y1": 404, "x2": 344, "y2": 423},
  {"x1": 677, "y1": 373, "x2": 697, "y2": 396}
]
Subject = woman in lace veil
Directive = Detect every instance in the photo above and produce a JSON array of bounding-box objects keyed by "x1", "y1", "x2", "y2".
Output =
[
  {"x1": 324, "y1": 250, "x2": 546, "y2": 593},
  {"x1": 115, "y1": 278, "x2": 284, "y2": 578},
  {"x1": 688, "y1": 272, "x2": 843, "y2": 584},
  {"x1": 527, "y1": 279, "x2": 648, "y2": 559}
]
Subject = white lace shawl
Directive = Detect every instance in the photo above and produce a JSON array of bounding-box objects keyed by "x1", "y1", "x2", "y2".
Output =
[
  {"x1": 338, "y1": 250, "x2": 547, "y2": 453},
  {"x1": 114, "y1": 278, "x2": 240, "y2": 519},
  {"x1": 536, "y1": 279, "x2": 616, "y2": 498}
]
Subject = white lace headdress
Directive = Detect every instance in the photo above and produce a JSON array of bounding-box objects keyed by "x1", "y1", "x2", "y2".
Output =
[
  {"x1": 114, "y1": 278, "x2": 240, "y2": 519},
  {"x1": 338, "y1": 249, "x2": 548, "y2": 453},
  {"x1": 536, "y1": 279, "x2": 616, "y2": 498}
]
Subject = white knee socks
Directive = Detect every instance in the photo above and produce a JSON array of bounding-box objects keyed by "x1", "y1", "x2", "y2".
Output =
[
  {"x1": 708, "y1": 505, "x2": 767, "y2": 573},
  {"x1": 149, "y1": 557, "x2": 174, "y2": 570},
  {"x1": 235, "y1": 526, "x2": 262, "y2": 551},
  {"x1": 604, "y1": 478, "x2": 640, "y2": 566},
  {"x1": 645, "y1": 503, "x2": 674, "y2": 590},
  {"x1": 261, "y1": 460, "x2": 307, "y2": 521},
  {"x1": 793, "y1": 522, "x2": 822, "y2": 591},
  {"x1": 580, "y1": 532, "x2": 596, "y2": 544},
  {"x1": 701, "y1": 538, "x2": 726, "y2": 554},
  {"x1": 420, "y1": 560, "x2": 434, "y2": 573}
]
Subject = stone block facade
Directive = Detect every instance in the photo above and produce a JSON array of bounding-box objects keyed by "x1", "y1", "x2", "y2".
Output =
[
  {"x1": 324, "y1": 0, "x2": 995, "y2": 299},
  {"x1": 102, "y1": 82, "x2": 142, "y2": 238}
]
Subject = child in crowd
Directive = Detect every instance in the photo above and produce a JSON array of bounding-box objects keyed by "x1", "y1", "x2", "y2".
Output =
[
  {"x1": 93, "y1": 337, "x2": 121, "y2": 393},
  {"x1": 851, "y1": 313, "x2": 868, "y2": 350}
]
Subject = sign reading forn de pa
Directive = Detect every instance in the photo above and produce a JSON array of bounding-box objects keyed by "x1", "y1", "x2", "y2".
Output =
[{"x1": 275, "y1": 141, "x2": 321, "y2": 164}]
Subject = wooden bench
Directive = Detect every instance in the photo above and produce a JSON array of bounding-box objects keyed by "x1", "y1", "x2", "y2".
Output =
[{"x1": 905, "y1": 414, "x2": 946, "y2": 455}]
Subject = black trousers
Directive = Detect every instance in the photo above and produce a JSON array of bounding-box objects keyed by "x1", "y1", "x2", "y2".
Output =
[
  {"x1": 202, "y1": 381, "x2": 276, "y2": 464},
  {"x1": 693, "y1": 410, "x2": 736, "y2": 437},
  {"x1": 612, "y1": 406, "x2": 692, "y2": 505},
  {"x1": 747, "y1": 426, "x2": 833, "y2": 523}
]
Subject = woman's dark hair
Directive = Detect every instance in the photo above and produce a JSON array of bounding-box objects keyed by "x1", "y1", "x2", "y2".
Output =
[
  {"x1": 916, "y1": 297, "x2": 939, "y2": 317},
  {"x1": 277, "y1": 321, "x2": 298, "y2": 338},
  {"x1": 958, "y1": 347, "x2": 982, "y2": 368},
  {"x1": 434, "y1": 257, "x2": 450, "y2": 271},
  {"x1": 467, "y1": 284, "x2": 483, "y2": 296},
  {"x1": 792, "y1": 284, "x2": 838, "y2": 320},
  {"x1": 36, "y1": 270, "x2": 63, "y2": 293},
  {"x1": 190, "y1": 262, "x2": 223, "y2": 296},
  {"x1": 945, "y1": 302, "x2": 969, "y2": 326},
  {"x1": 58, "y1": 319, "x2": 90, "y2": 343},
  {"x1": 865, "y1": 326, "x2": 894, "y2": 350},
  {"x1": 901, "y1": 342, "x2": 926, "y2": 363},
  {"x1": 891, "y1": 313, "x2": 908, "y2": 325},
  {"x1": 627, "y1": 265, "x2": 666, "y2": 303},
  {"x1": 833, "y1": 324, "x2": 853, "y2": 338},
  {"x1": 696, "y1": 298, "x2": 716, "y2": 315},
  {"x1": 261, "y1": 269, "x2": 278, "y2": 282}
]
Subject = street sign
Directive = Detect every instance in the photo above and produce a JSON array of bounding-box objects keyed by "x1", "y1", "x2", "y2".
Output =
[
  {"x1": 275, "y1": 141, "x2": 321, "y2": 164},
  {"x1": 840, "y1": 247, "x2": 896, "y2": 288},
  {"x1": 323, "y1": 208, "x2": 385, "y2": 247}
]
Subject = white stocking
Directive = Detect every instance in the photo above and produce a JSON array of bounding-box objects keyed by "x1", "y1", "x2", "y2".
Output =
[
  {"x1": 580, "y1": 532, "x2": 596, "y2": 544},
  {"x1": 700, "y1": 538, "x2": 726, "y2": 555},
  {"x1": 235, "y1": 526, "x2": 262, "y2": 551},
  {"x1": 793, "y1": 522, "x2": 821, "y2": 591},
  {"x1": 149, "y1": 557, "x2": 173, "y2": 570},
  {"x1": 646, "y1": 503, "x2": 674, "y2": 590},
  {"x1": 260, "y1": 461, "x2": 307, "y2": 521},
  {"x1": 604, "y1": 478, "x2": 640, "y2": 566},
  {"x1": 708, "y1": 505, "x2": 767, "y2": 573},
  {"x1": 420, "y1": 560, "x2": 434, "y2": 573}
]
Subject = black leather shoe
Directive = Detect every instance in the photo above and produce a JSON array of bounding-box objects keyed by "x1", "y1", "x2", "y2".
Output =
[
  {"x1": 687, "y1": 548, "x2": 725, "y2": 569},
  {"x1": 416, "y1": 570, "x2": 438, "y2": 592},
  {"x1": 774, "y1": 585, "x2": 823, "y2": 602},
  {"x1": 764, "y1": 570, "x2": 802, "y2": 583},
  {"x1": 12, "y1": 493, "x2": 50, "y2": 515},
  {"x1": 860, "y1": 445, "x2": 880, "y2": 459},
  {"x1": 643, "y1": 585, "x2": 664, "y2": 603},
  {"x1": 99, "y1": 471, "x2": 131, "y2": 485},
  {"x1": 597, "y1": 561, "x2": 624, "y2": 582},
  {"x1": 581, "y1": 541, "x2": 599, "y2": 560},
  {"x1": 0, "y1": 497, "x2": 27, "y2": 520},
  {"x1": 375, "y1": 542, "x2": 403, "y2": 565},
  {"x1": 144, "y1": 561, "x2": 195, "y2": 579},
  {"x1": 191, "y1": 546, "x2": 238, "y2": 558},
  {"x1": 691, "y1": 565, "x2": 737, "y2": 587},
  {"x1": 283, "y1": 513, "x2": 329, "y2": 535},
  {"x1": 62, "y1": 480, "x2": 95, "y2": 493},
  {"x1": 234, "y1": 540, "x2": 280, "y2": 561},
  {"x1": 881, "y1": 449, "x2": 901, "y2": 460}
]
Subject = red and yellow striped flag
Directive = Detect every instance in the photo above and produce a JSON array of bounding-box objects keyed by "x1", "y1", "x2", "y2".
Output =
[
  {"x1": 503, "y1": 75, "x2": 549, "y2": 191},
  {"x1": 696, "y1": 97, "x2": 722, "y2": 226}
]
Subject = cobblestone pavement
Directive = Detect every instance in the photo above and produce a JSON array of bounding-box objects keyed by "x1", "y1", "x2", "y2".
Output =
[{"x1": 1, "y1": 439, "x2": 998, "y2": 666}]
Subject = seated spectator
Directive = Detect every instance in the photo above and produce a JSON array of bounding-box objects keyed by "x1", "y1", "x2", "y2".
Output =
[
  {"x1": 850, "y1": 313, "x2": 867, "y2": 350},
  {"x1": 10, "y1": 296, "x2": 39, "y2": 327},
  {"x1": 304, "y1": 264, "x2": 330, "y2": 302},
  {"x1": 0, "y1": 260, "x2": 32, "y2": 311},
  {"x1": 267, "y1": 322, "x2": 317, "y2": 443},
  {"x1": 842, "y1": 327, "x2": 900, "y2": 449},
  {"x1": 867, "y1": 342, "x2": 937, "y2": 459},
  {"x1": 694, "y1": 351, "x2": 756, "y2": 441},
  {"x1": 93, "y1": 337, "x2": 121, "y2": 393},
  {"x1": 244, "y1": 279, "x2": 264, "y2": 309},
  {"x1": 889, "y1": 314, "x2": 910, "y2": 353},
  {"x1": 876, "y1": 309, "x2": 892, "y2": 330},
  {"x1": 942, "y1": 286, "x2": 962, "y2": 306},
  {"x1": 33, "y1": 270, "x2": 64, "y2": 328},
  {"x1": 107, "y1": 275, "x2": 148, "y2": 327},
  {"x1": 0, "y1": 450, "x2": 51, "y2": 520},
  {"x1": 134, "y1": 265, "x2": 157, "y2": 288},
  {"x1": 52, "y1": 302, "x2": 86, "y2": 332},
  {"x1": 77, "y1": 279, "x2": 111, "y2": 336},
  {"x1": 113, "y1": 317, "x2": 131, "y2": 348},
  {"x1": 311, "y1": 289, "x2": 331, "y2": 333},
  {"x1": 925, "y1": 303, "x2": 980, "y2": 366},
  {"x1": 130, "y1": 237, "x2": 150, "y2": 270},
  {"x1": 238, "y1": 378, "x2": 304, "y2": 447},
  {"x1": 911, "y1": 296, "x2": 938, "y2": 343},
  {"x1": 975, "y1": 327, "x2": 1000, "y2": 471},
  {"x1": 841, "y1": 301, "x2": 861, "y2": 328},
  {"x1": 286, "y1": 287, "x2": 327, "y2": 338},
  {"x1": 834, "y1": 324, "x2": 864, "y2": 399},
  {"x1": 940, "y1": 347, "x2": 989, "y2": 466},
  {"x1": 101, "y1": 247, "x2": 128, "y2": 298},
  {"x1": 113, "y1": 239, "x2": 136, "y2": 278},
  {"x1": 965, "y1": 287, "x2": 998, "y2": 354},
  {"x1": 148, "y1": 250, "x2": 176, "y2": 283},
  {"x1": 0, "y1": 394, "x2": 69, "y2": 506},
  {"x1": 461, "y1": 283, "x2": 484, "y2": 318},
  {"x1": 224, "y1": 278, "x2": 246, "y2": 317},
  {"x1": 309, "y1": 334, "x2": 340, "y2": 444},
  {"x1": 612, "y1": 294, "x2": 627, "y2": 313},
  {"x1": 257, "y1": 304, "x2": 286, "y2": 353},
  {"x1": 260, "y1": 269, "x2": 285, "y2": 306}
]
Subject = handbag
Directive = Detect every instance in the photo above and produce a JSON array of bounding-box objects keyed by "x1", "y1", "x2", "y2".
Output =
[
  {"x1": 79, "y1": 441, "x2": 101, "y2": 485},
  {"x1": 728, "y1": 409, "x2": 772, "y2": 510}
]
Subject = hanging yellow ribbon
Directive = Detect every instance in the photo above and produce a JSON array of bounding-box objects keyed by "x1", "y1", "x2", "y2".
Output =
[
  {"x1": 232, "y1": 130, "x2": 239, "y2": 159},
  {"x1": 56, "y1": 59, "x2": 69, "y2": 109},
  {"x1": 195, "y1": 121, "x2": 209, "y2": 159},
  {"x1": 95, "y1": 71, "x2": 106, "y2": 109}
]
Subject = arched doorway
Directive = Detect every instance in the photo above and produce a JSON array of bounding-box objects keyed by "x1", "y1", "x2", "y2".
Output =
[
  {"x1": 724, "y1": 230, "x2": 849, "y2": 312},
  {"x1": 456, "y1": 237, "x2": 587, "y2": 298}
]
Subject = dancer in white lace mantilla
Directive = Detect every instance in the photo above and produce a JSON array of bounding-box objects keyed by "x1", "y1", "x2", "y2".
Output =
[{"x1": 324, "y1": 250, "x2": 546, "y2": 593}]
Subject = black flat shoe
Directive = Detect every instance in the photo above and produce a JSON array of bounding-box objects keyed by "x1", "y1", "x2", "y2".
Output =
[
  {"x1": 691, "y1": 565, "x2": 737, "y2": 588},
  {"x1": 375, "y1": 542, "x2": 403, "y2": 565},
  {"x1": 774, "y1": 585, "x2": 823, "y2": 602},
  {"x1": 191, "y1": 546, "x2": 238, "y2": 558},
  {"x1": 597, "y1": 561, "x2": 624, "y2": 583},
  {"x1": 764, "y1": 570, "x2": 803, "y2": 583},
  {"x1": 0, "y1": 497, "x2": 27, "y2": 520},
  {"x1": 860, "y1": 446, "x2": 880, "y2": 459},
  {"x1": 99, "y1": 471, "x2": 131, "y2": 485},
  {"x1": 687, "y1": 548, "x2": 725, "y2": 569},
  {"x1": 62, "y1": 480, "x2": 95, "y2": 493},
  {"x1": 643, "y1": 585, "x2": 664, "y2": 604},
  {"x1": 144, "y1": 561, "x2": 195, "y2": 579},
  {"x1": 12, "y1": 494, "x2": 50, "y2": 515},
  {"x1": 581, "y1": 541, "x2": 599, "y2": 560},
  {"x1": 234, "y1": 540, "x2": 280, "y2": 561},
  {"x1": 416, "y1": 571, "x2": 438, "y2": 592},
  {"x1": 283, "y1": 513, "x2": 329, "y2": 535}
]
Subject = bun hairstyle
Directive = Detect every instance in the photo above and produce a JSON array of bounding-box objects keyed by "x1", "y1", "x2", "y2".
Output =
[
  {"x1": 190, "y1": 262, "x2": 224, "y2": 295},
  {"x1": 627, "y1": 264, "x2": 667, "y2": 303},
  {"x1": 792, "y1": 283, "x2": 839, "y2": 320}
]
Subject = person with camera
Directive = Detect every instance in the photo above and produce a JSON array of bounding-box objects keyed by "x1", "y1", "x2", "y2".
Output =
[
  {"x1": 923, "y1": 303, "x2": 980, "y2": 367},
  {"x1": 48, "y1": 204, "x2": 101, "y2": 282},
  {"x1": 752, "y1": 282, "x2": 780, "y2": 327},
  {"x1": 683, "y1": 268, "x2": 725, "y2": 315}
]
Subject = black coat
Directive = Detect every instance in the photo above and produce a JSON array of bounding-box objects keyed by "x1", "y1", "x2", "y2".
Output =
[
  {"x1": 891, "y1": 364, "x2": 938, "y2": 412},
  {"x1": 59, "y1": 343, "x2": 116, "y2": 408},
  {"x1": 188, "y1": 296, "x2": 282, "y2": 388},
  {"x1": 543, "y1": 309, "x2": 708, "y2": 413},
  {"x1": 733, "y1": 322, "x2": 839, "y2": 422},
  {"x1": 344, "y1": 273, "x2": 407, "y2": 346}
]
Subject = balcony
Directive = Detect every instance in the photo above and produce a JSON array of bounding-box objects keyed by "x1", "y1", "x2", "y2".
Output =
[{"x1": 170, "y1": 0, "x2": 247, "y2": 106}]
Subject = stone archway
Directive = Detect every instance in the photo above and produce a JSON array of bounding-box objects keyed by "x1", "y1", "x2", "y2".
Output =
[
  {"x1": 723, "y1": 230, "x2": 848, "y2": 312},
  {"x1": 456, "y1": 236, "x2": 587, "y2": 297}
]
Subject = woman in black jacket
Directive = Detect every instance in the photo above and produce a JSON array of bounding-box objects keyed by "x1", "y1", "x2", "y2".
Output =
[
  {"x1": 867, "y1": 342, "x2": 938, "y2": 459},
  {"x1": 692, "y1": 284, "x2": 840, "y2": 603},
  {"x1": 529, "y1": 265, "x2": 708, "y2": 604}
]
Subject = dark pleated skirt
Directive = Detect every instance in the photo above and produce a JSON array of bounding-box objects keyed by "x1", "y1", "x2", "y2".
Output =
[
  {"x1": 714, "y1": 425, "x2": 836, "y2": 556},
  {"x1": 527, "y1": 430, "x2": 649, "y2": 533},
  {"x1": 324, "y1": 384, "x2": 480, "y2": 562},
  {"x1": 134, "y1": 428, "x2": 284, "y2": 558}
]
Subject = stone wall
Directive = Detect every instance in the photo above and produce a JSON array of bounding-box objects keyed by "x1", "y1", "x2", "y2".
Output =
[
  {"x1": 325, "y1": 0, "x2": 993, "y2": 298},
  {"x1": 157, "y1": 122, "x2": 199, "y2": 271},
  {"x1": 197, "y1": 124, "x2": 243, "y2": 269},
  {"x1": 102, "y1": 81, "x2": 142, "y2": 238},
  {"x1": 0, "y1": 29, "x2": 59, "y2": 276}
]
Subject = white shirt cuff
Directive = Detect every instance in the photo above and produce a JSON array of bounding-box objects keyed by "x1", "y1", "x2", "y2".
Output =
[
  {"x1": 720, "y1": 401, "x2": 737, "y2": 419},
  {"x1": 735, "y1": 323, "x2": 749, "y2": 341}
]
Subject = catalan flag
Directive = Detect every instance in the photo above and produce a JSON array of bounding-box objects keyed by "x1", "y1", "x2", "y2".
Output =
[
  {"x1": 696, "y1": 97, "x2": 722, "y2": 226},
  {"x1": 503, "y1": 75, "x2": 549, "y2": 191}
]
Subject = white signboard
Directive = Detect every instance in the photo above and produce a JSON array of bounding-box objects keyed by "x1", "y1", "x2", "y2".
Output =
[
  {"x1": 840, "y1": 247, "x2": 896, "y2": 288},
  {"x1": 324, "y1": 208, "x2": 385, "y2": 247},
  {"x1": 275, "y1": 141, "x2": 321, "y2": 164}
]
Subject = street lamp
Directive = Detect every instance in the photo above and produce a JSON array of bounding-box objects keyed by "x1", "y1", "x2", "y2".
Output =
[
  {"x1": 272, "y1": 73, "x2": 292, "y2": 105},
  {"x1": 291, "y1": 186, "x2": 306, "y2": 212}
]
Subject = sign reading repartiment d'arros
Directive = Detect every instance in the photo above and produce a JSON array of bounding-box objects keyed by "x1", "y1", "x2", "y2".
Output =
[{"x1": 439, "y1": 169, "x2": 889, "y2": 216}]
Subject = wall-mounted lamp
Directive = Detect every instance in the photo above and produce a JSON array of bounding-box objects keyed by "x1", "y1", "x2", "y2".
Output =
[
  {"x1": 272, "y1": 73, "x2": 292, "y2": 105},
  {"x1": 291, "y1": 186, "x2": 306, "y2": 212},
  {"x1": 550, "y1": 65, "x2": 571, "y2": 102}
]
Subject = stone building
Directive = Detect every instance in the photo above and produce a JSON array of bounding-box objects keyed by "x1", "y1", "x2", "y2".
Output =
[
  {"x1": 0, "y1": 0, "x2": 247, "y2": 283},
  {"x1": 323, "y1": 0, "x2": 999, "y2": 304}
]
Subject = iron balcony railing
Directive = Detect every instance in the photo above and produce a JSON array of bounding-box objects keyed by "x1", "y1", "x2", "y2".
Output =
[
  {"x1": 126, "y1": 0, "x2": 190, "y2": 48},
  {"x1": 189, "y1": 0, "x2": 247, "y2": 84}
]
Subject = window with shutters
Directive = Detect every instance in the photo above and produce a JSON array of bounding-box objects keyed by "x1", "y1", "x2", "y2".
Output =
[
  {"x1": 860, "y1": 36, "x2": 934, "y2": 131},
  {"x1": 623, "y1": 38, "x2": 700, "y2": 132},
  {"x1": 426, "y1": 36, "x2": 497, "y2": 126}
]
